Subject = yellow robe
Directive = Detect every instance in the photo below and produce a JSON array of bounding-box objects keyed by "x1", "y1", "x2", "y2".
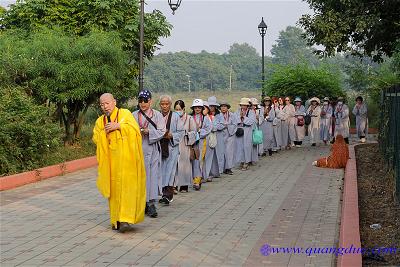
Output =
[{"x1": 92, "y1": 108, "x2": 146, "y2": 228}]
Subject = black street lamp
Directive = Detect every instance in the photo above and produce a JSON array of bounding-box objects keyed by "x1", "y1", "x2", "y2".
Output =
[
  {"x1": 258, "y1": 17, "x2": 267, "y2": 99},
  {"x1": 139, "y1": 0, "x2": 182, "y2": 92}
]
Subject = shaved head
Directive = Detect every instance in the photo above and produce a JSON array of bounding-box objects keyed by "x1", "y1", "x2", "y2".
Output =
[
  {"x1": 99, "y1": 93, "x2": 116, "y2": 115},
  {"x1": 100, "y1": 93, "x2": 114, "y2": 102}
]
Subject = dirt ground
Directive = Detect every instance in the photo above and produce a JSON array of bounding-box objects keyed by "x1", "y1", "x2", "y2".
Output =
[{"x1": 355, "y1": 143, "x2": 400, "y2": 266}]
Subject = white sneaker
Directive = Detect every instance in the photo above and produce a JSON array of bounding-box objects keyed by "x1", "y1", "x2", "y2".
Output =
[
  {"x1": 312, "y1": 161, "x2": 317, "y2": 166},
  {"x1": 296, "y1": 145, "x2": 301, "y2": 148},
  {"x1": 361, "y1": 138, "x2": 366, "y2": 143}
]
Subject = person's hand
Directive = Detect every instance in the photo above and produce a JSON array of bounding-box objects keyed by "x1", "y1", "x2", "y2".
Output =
[
  {"x1": 166, "y1": 132, "x2": 173, "y2": 139},
  {"x1": 141, "y1": 128, "x2": 149, "y2": 136},
  {"x1": 105, "y1": 122, "x2": 120, "y2": 134}
]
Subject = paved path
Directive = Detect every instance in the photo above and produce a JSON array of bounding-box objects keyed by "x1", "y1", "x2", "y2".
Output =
[{"x1": 1, "y1": 145, "x2": 343, "y2": 267}]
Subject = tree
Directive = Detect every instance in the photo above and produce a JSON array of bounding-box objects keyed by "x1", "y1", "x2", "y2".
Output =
[
  {"x1": 299, "y1": 0, "x2": 400, "y2": 62},
  {"x1": 0, "y1": 86, "x2": 61, "y2": 175},
  {"x1": 263, "y1": 64, "x2": 345, "y2": 101},
  {"x1": 0, "y1": 28, "x2": 131, "y2": 144},
  {"x1": 1, "y1": 0, "x2": 172, "y2": 76},
  {"x1": 271, "y1": 26, "x2": 318, "y2": 66}
]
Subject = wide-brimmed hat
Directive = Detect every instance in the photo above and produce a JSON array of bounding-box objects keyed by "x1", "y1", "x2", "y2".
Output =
[
  {"x1": 294, "y1": 97, "x2": 302, "y2": 102},
  {"x1": 263, "y1": 96, "x2": 271, "y2": 102},
  {"x1": 219, "y1": 101, "x2": 231, "y2": 109},
  {"x1": 203, "y1": 101, "x2": 209, "y2": 108},
  {"x1": 191, "y1": 99, "x2": 203, "y2": 108},
  {"x1": 337, "y1": 96, "x2": 345, "y2": 102},
  {"x1": 310, "y1": 97, "x2": 320, "y2": 104},
  {"x1": 250, "y1": 98, "x2": 260, "y2": 105},
  {"x1": 239, "y1": 97, "x2": 251, "y2": 106},
  {"x1": 323, "y1": 97, "x2": 330, "y2": 101},
  {"x1": 207, "y1": 96, "x2": 219, "y2": 107}
]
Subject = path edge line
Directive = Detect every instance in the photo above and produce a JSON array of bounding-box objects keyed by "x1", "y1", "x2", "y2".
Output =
[{"x1": 0, "y1": 156, "x2": 97, "y2": 191}]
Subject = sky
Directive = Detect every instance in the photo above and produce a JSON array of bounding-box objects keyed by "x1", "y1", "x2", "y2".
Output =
[{"x1": 0, "y1": 0, "x2": 313, "y2": 56}]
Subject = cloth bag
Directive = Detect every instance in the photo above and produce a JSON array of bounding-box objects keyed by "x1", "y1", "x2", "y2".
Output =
[{"x1": 252, "y1": 126, "x2": 263, "y2": 145}]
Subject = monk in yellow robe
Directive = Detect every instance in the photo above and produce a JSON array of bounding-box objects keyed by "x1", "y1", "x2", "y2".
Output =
[{"x1": 93, "y1": 93, "x2": 146, "y2": 233}]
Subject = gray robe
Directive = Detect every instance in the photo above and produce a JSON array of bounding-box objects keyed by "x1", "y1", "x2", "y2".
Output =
[
  {"x1": 206, "y1": 115, "x2": 221, "y2": 178},
  {"x1": 235, "y1": 108, "x2": 256, "y2": 164},
  {"x1": 294, "y1": 105, "x2": 306, "y2": 142},
  {"x1": 161, "y1": 112, "x2": 184, "y2": 188},
  {"x1": 320, "y1": 104, "x2": 333, "y2": 141},
  {"x1": 352, "y1": 103, "x2": 368, "y2": 138},
  {"x1": 334, "y1": 104, "x2": 350, "y2": 138},
  {"x1": 285, "y1": 104, "x2": 296, "y2": 144},
  {"x1": 133, "y1": 109, "x2": 166, "y2": 202},
  {"x1": 307, "y1": 105, "x2": 321, "y2": 144},
  {"x1": 260, "y1": 106, "x2": 275, "y2": 151},
  {"x1": 252, "y1": 109, "x2": 263, "y2": 162},
  {"x1": 220, "y1": 111, "x2": 238, "y2": 170},
  {"x1": 272, "y1": 105, "x2": 282, "y2": 150},
  {"x1": 192, "y1": 114, "x2": 212, "y2": 178},
  {"x1": 214, "y1": 113, "x2": 227, "y2": 174},
  {"x1": 175, "y1": 114, "x2": 197, "y2": 187}
]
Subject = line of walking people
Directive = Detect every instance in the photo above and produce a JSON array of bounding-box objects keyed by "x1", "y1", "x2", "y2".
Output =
[{"x1": 133, "y1": 90, "x2": 368, "y2": 218}]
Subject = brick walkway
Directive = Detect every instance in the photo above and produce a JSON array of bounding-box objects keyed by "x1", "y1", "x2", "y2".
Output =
[{"x1": 1, "y1": 145, "x2": 343, "y2": 267}]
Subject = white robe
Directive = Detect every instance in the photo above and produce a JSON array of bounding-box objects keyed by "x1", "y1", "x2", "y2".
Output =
[
  {"x1": 192, "y1": 114, "x2": 212, "y2": 178},
  {"x1": 320, "y1": 104, "x2": 333, "y2": 141},
  {"x1": 175, "y1": 114, "x2": 197, "y2": 187},
  {"x1": 235, "y1": 108, "x2": 256, "y2": 164},
  {"x1": 307, "y1": 105, "x2": 321, "y2": 144},
  {"x1": 260, "y1": 106, "x2": 275, "y2": 151},
  {"x1": 294, "y1": 105, "x2": 306, "y2": 142},
  {"x1": 281, "y1": 104, "x2": 295, "y2": 145},
  {"x1": 133, "y1": 109, "x2": 166, "y2": 202},
  {"x1": 334, "y1": 104, "x2": 350, "y2": 138},
  {"x1": 352, "y1": 103, "x2": 368, "y2": 138},
  {"x1": 161, "y1": 112, "x2": 184, "y2": 188},
  {"x1": 220, "y1": 111, "x2": 238, "y2": 170}
]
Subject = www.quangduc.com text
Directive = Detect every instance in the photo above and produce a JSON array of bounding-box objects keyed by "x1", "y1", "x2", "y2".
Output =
[{"x1": 260, "y1": 244, "x2": 398, "y2": 256}]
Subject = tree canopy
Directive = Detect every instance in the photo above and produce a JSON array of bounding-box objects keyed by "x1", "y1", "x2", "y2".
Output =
[{"x1": 299, "y1": 0, "x2": 400, "y2": 61}]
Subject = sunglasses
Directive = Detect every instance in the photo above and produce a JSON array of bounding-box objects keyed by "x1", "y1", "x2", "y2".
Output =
[
  {"x1": 138, "y1": 97, "x2": 149, "y2": 103},
  {"x1": 285, "y1": 99, "x2": 290, "y2": 101}
]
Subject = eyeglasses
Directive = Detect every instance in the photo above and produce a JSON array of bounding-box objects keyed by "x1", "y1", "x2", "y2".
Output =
[{"x1": 138, "y1": 98, "x2": 149, "y2": 103}]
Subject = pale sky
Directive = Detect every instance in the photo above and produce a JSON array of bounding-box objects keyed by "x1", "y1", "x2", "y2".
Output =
[{"x1": 1, "y1": 0, "x2": 313, "y2": 56}]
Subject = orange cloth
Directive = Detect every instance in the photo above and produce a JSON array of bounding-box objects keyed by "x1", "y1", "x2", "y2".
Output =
[{"x1": 316, "y1": 135, "x2": 349, "y2": 168}]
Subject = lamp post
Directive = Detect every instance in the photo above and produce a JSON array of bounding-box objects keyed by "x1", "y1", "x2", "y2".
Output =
[
  {"x1": 258, "y1": 17, "x2": 267, "y2": 99},
  {"x1": 186, "y1": 74, "x2": 191, "y2": 93},
  {"x1": 139, "y1": 0, "x2": 182, "y2": 92}
]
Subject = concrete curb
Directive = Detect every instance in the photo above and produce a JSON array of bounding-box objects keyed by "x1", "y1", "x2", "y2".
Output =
[
  {"x1": 0, "y1": 156, "x2": 97, "y2": 191},
  {"x1": 337, "y1": 144, "x2": 362, "y2": 267}
]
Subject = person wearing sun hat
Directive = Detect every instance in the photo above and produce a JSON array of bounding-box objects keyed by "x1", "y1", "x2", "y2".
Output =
[
  {"x1": 235, "y1": 97, "x2": 256, "y2": 171},
  {"x1": 306, "y1": 97, "x2": 321, "y2": 146},
  {"x1": 132, "y1": 90, "x2": 166, "y2": 218},
  {"x1": 293, "y1": 97, "x2": 306, "y2": 147},
  {"x1": 320, "y1": 97, "x2": 333, "y2": 145},
  {"x1": 250, "y1": 97, "x2": 262, "y2": 163},
  {"x1": 260, "y1": 96, "x2": 275, "y2": 156},
  {"x1": 206, "y1": 96, "x2": 224, "y2": 180},
  {"x1": 218, "y1": 101, "x2": 238, "y2": 175},
  {"x1": 334, "y1": 96, "x2": 350, "y2": 144},
  {"x1": 190, "y1": 99, "x2": 212, "y2": 190}
]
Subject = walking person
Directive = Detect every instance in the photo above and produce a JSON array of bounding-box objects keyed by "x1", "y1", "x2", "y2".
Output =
[
  {"x1": 132, "y1": 90, "x2": 166, "y2": 218},
  {"x1": 334, "y1": 97, "x2": 350, "y2": 144},
  {"x1": 159, "y1": 95, "x2": 184, "y2": 206},
  {"x1": 93, "y1": 93, "x2": 146, "y2": 233},
  {"x1": 293, "y1": 97, "x2": 306, "y2": 147},
  {"x1": 250, "y1": 98, "x2": 262, "y2": 163},
  {"x1": 174, "y1": 100, "x2": 197, "y2": 193},
  {"x1": 283, "y1": 97, "x2": 296, "y2": 148},
  {"x1": 207, "y1": 96, "x2": 222, "y2": 181},
  {"x1": 235, "y1": 97, "x2": 256, "y2": 170},
  {"x1": 191, "y1": 99, "x2": 211, "y2": 190},
  {"x1": 260, "y1": 96, "x2": 275, "y2": 156},
  {"x1": 307, "y1": 97, "x2": 321, "y2": 146},
  {"x1": 352, "y1": 96, "x2": 368, "y2": 143},
  {"x1": 272, "y1": 97, "x2": 282, "y2": 152},
  {"x1": 219, "y1": 101, "x2": 238, "y2": 175},
  {"x1": 320, "y1": 97, "x2": 333, "y2": 145}
]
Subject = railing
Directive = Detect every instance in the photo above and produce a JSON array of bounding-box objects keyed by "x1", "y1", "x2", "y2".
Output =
[{"x1": 379, "y1": 85, "x2": 400, "y2": 202}]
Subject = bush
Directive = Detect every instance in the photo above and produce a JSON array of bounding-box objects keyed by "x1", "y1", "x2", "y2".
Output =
[
  {"x1": 0, "y1": 86, "x2": 61, "y2": 175},
  {"x1": 263, "y1": 64, "x2": 345, "y2": 100}
]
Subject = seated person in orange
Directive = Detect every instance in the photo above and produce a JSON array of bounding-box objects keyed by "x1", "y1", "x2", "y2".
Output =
[{"x1": 312, "y1": 134, "x2": 349, "y2": 168}]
